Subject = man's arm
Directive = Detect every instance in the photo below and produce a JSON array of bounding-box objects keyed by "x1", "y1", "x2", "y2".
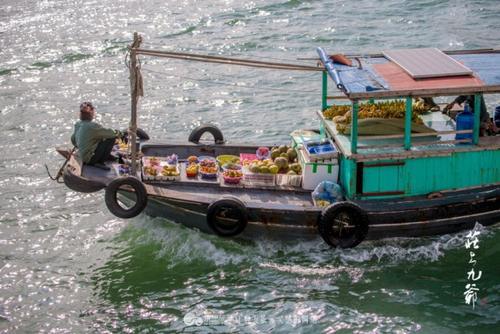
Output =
[{"x1": 89, "y1": 122, "x2": 119, "y2": 139}]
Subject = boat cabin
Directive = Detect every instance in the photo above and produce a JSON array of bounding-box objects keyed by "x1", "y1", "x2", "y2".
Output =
[{"x1": 315, "y1": 47, "x2": 500, "y2": 200}]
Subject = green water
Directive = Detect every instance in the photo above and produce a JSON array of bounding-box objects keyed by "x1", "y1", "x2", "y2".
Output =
[{"x1": 0, "y1": 0, "x2": 499, "y2": 332}]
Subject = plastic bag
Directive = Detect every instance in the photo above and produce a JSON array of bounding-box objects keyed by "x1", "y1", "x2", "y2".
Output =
[{"x1": 312, "y1": 181, "x2": 344, "y2": 204}]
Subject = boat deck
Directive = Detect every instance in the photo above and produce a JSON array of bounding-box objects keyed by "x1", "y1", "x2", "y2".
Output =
[{"x1": 81, "y1": 161, "x2": 315, "y2": 210}]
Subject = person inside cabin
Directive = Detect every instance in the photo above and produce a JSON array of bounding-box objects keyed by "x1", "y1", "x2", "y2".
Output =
[
  {"x1": 442, "y1": 95, "x2": 495, "y2": 136},
  {"x1": 71, "y1": 102, "x2": 122, "y2": 169},
  {"x1": 421, "y1": 97, "x2": 440, "y2": 111}
]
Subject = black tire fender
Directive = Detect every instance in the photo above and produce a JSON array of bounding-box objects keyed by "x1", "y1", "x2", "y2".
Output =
[
  {"x1": 121, "y1": 128, "x2": 150, "y2": 141},
  {"x1": 105, "y1": 177, "x2": 148, "y2": 219},
  {"x1": 318, "y1": 202, "x2": 368, "y2": 248},
  {"x1": 189, "y1": 124, "x2": 224, "y2": 144},
  {"x1": 207, "y1": 197, "x2": 248, "y2": 237}
]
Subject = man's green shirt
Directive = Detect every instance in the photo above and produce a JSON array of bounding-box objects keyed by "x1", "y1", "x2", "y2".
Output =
[{"x1": 71, "y1": 120, "x2": 117, "y2": 163}]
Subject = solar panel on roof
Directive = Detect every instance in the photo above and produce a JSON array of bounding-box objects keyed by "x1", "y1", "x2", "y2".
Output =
[{"x1": 382, "y1": 48, "x2": 473, "y2": 79}]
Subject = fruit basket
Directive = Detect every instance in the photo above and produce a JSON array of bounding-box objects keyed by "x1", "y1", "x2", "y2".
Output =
[
  {"x1": 185, "y1": 162, "x2": 199, "y2": 178},
  {"x1": 159, "y1": 164, "x2": 181, "y2": 181},
  {"x1": 142, "y1": 156, "x2": 180, "y2": 181},
  {"x1": 216, "y1": 155, "x2": 240, "y2": 166},
  {"x1": 200, "y1": 170, "x2": 218, "y2": 179},
  {"x1": 221, "y1": 163, "x2": 242, "y2": 172},
  {"x1": 222, "y1": 169, "x2": 243, "y2": 185},
  {"x1": 199, "y1": 158, "x2": 218, "y2": 179}
]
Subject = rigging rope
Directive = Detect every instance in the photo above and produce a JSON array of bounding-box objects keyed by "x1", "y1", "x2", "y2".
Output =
[{"x1": 141, "y1": 67, "x2": 317, "y2": 94}]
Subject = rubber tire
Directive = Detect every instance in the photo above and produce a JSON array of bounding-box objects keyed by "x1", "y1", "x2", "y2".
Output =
[
  {"x1": 207, "y1": 197, "x2": 248, "y2": 237},
  {"x1": 318, "y1": 202, "x2": 368, "y2": 248},
  {"x1": 188, "y1": 124, "x2": 224, "y2": 144},
  {"x1": 121, "y1": 128, "x2": 150, "y2": 141},
  {"x1": 105, "y1": 177, "x2": 148, "y2": 219}
]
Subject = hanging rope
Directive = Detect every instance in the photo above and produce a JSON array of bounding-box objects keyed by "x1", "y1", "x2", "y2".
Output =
[
  {"x1": 46, "y1": 147, "x2": 76, "y2": 183},
  {"x1": 129, "y1": 36, "x2": 144, "y2": 98}
]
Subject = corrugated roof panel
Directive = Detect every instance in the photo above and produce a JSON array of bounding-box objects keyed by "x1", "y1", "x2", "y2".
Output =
[{"x1": 383, "y1": 48, "x2": 473, "y2": 79}]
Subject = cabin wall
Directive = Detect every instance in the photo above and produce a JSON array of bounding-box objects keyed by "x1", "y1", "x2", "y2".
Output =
[{"x1": 340, "y1": 149, "x2": 500, "y2": 199}]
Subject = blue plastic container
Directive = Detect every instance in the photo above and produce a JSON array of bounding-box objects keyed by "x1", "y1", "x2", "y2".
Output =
[
  {"x1": 495, "y1": 106, "x2": 500, "y2": 128},
  {"x1": 455, "y1": 104, "x2": 474, "y2": 142}
]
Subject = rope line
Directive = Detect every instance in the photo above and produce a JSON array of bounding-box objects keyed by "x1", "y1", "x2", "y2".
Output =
[{"x1": 141, "y1": 67, "x2": 317, "y2": 94}]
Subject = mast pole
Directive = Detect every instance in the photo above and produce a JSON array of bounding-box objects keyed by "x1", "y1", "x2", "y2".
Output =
[{"x1": 128, "y1": 32, "x2": 143, "y2": 175}]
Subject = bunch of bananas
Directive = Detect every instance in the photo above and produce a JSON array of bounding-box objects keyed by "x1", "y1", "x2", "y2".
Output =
[
  {"x1": 323, "y1": 104, "x2": 351, "y2": 119},
  {"x1": 322, "y1": 100, "x2": 429, "y2": 133}
]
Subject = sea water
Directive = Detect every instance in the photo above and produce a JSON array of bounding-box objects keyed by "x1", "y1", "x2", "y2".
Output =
[{"x1": 1, "y1": 0, "x2": 499, "y2": 332}]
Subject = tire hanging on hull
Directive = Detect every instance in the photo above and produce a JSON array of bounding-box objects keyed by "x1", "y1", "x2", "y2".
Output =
[
  {"x1": 188, "y1": 124, "x2": 225, "y2": 144},
  {"x1": 105, "y1": 177, "x2": 148, "y2": 219},
  {"x1": 121, "y1": 127, "x2": 150, "y2": 141},
  {"x1": 207, "y1": 197, "x2": 248, "y2": 237},
  {"x1": 318, "y1": 202, "x2": 368, "y2": 248}
]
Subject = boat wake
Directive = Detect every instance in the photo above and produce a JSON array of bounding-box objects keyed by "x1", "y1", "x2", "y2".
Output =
[{"x1": 123, "y1": 216, "x2": 495, "y2": 270}]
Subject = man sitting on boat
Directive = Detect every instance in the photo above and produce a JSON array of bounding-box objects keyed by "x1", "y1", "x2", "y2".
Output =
[
  {"x1": 442, "y1": 95, "x2": 496, "y2": 136},
  {"x1": 71, "y1": 102, "x2": 122, "y2": 170}
]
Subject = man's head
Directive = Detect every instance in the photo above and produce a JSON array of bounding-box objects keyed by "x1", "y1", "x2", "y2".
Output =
[{"x1": 80, "y1": 102, "x2": 95, "y2": 121}]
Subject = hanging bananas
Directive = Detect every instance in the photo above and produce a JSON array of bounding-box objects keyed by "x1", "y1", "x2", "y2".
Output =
[{"x1": 322, "y1": 100, "x2": 428, "y2": 134}]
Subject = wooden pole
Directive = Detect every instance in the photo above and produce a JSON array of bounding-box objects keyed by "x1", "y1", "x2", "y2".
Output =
[{"x1": 128, "y1": 32, "x2": 143, "y2": 175}]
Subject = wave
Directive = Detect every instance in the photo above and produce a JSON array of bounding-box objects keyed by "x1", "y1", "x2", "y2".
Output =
[{"x1": 118, "y1": 216, "x2": 496, "y2": 272}]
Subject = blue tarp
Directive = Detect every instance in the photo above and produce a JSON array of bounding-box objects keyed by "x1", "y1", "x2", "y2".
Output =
[{"x1": 318, "y1": 48, "x2": 500, "y2": 94}]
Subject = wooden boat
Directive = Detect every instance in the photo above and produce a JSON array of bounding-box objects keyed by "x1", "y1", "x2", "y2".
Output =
[{"x1": 55, "y1": 34, "x2": 500, "y2": 248}]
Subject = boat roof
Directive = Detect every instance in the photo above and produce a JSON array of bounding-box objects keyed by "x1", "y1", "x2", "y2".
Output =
[{"x1": 323, "y1": 48, "x2": 500, "y2": 99}]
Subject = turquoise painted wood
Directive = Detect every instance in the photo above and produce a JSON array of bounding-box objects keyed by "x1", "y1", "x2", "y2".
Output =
[
  {"x1": 350, "y1": 101, "x2": 359, "y2": 154},
  {"x1": 340, "y1": 149, "x2": 500, "y2": 199},
  {"x1": 362, "y1": 162, "x2": 403, "y2": 194},
  {"x1": 339, "y1": 156, "x2": 356, "y2": 197},
  {"x1": 322, "y1": 71, "x2": 328, "y2": 111},
  {"x1": 404, "y1": 97, "x2": 412, "y2": 150},
  {"x1": 473, "y1": 93, "x2": 481, "y2": 145}
]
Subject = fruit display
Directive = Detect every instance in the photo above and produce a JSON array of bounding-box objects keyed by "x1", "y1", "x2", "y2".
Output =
[
  {"x1": 216, "y1": 155, "x2": 240, "y2": 166},
  {"x1": 187, "y1": 156, "x2": 198, "y2": 164},
  {"x1": 116, "y1": 138, "x2": 128, "y2": 151},
  {"x1": 222, "y1": 163, "x2": 242, "y2": 172},
  {"x1": 315, "y1": 199, "x2": 331, "y2": 207},
  {"x1": 161, "y1": 164, "x2": 180, "y2": 177},
  {"x1": 143, "y1": 166, "x2": 158, "y2": 177},
  {"x1": 117, "y1": 164, "x2": 130, "y2": 175},
  {"x1": 256, "y1": 147, "x2": 270, "y2": 160},
  {"x1": 322, "y1": 100, "x2": 428, "y2": 134},
  {"x1": 142, "y1": 156, "x2": 180, "y2": 181},
  {"x1": 223, "y1": 169, "x2": 243, "y2": 184},
  {"x1": 199, "y1": 158, "x2": 218, "y2": 178},
  {"x1": 243, "y1": 145, "x2": 303, "y2": 176},
  {"x1": 166, "y1": 154, "x2": 178, "y2": 165},
  {"x1": 186, "y1": 162, "x2": 199, "y2": 178},
  {"x1": 148, "y1": 157, "x2": 161, "y2": 166}
]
